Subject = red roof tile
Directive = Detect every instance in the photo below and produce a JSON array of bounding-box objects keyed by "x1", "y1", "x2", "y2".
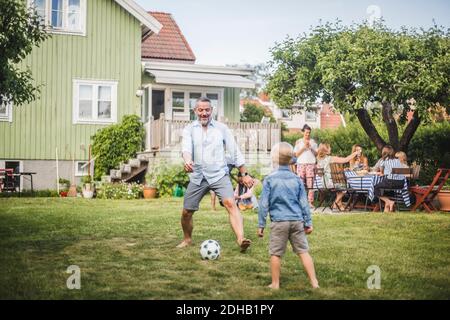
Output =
[{"x1": 142, "y1": 12, "x2": 196, "y2": 62}]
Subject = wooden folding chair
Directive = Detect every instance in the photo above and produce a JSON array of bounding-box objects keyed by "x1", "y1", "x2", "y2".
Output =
[
  {"x1": 330, "y1": 163, "x2": 354, "y2": 211},
  {"x1": 312, "y1": 167, "x2": 331, "y2": 210},
  {"x1": 411, "y1": 168, "x2": 450, "y2": 213},
  {"x1": 378, "y1": 167, "x2": 413, "y2": 212}
]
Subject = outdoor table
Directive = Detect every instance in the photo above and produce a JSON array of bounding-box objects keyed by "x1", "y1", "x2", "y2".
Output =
[
  {"x1": 344, "y1": 170, "x2": 411, "y2": 207},
  {"x1": 12, "y1": 172, "x2": 37, "y2": 195}
]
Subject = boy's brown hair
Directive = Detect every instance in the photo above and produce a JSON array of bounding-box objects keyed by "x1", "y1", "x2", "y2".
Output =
[{"x1": 271, "y1": 142, "x2": 293, "y2": 166}]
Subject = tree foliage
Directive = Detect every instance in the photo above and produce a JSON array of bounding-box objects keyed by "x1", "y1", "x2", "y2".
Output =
[
  {"x1": 240, "y1": 102, "x2": 275, "y2": 123},
  {"x1": 267, "y1": 21, "x2": 449, "y2": 152},
  {"x1": 91, "y1": 115, "x2": 145, "y2": 180},
  {"x1": 0, "y1": 0, "x2": 50, "y2": 105}
]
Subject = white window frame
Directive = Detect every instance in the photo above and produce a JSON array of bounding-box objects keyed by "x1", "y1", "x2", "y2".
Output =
[
  {"x1": 0, "y1": 98, "x2": 13, "y2": 122},
  {"x1": 75, "y1": 160, "x2": 92, "y2": 177},
  {"x1": 164, "y1": 86, "x2": 224, "y2": 121},
  {"x1": 28, "y1": 0, "x2": 87, "y2": 36},
  {"x1": 280, "y1": 109, "x2": 292, "y2": 120},
  {"x1": 73, "y1": 79, "x2": 118, "y2": 125}
]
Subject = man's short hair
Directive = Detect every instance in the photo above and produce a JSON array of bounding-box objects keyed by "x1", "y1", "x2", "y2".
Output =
[
  {"x1": 195, "y1": 97, "x2": 212, "y2": 108},
  {"x1": 271, "y1": 142, "x2": 294, "y2": 166}
]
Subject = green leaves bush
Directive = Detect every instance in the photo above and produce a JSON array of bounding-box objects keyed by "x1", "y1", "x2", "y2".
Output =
[
  {"x1": 91, "y1": 115, "x2": 145, "y2": 180},
  {"x1": 151, "y1": 163, "x2": 190, "y2": 197},
  {"x1": 408, "y1": 122, "x2": 450, "y2": 184}
]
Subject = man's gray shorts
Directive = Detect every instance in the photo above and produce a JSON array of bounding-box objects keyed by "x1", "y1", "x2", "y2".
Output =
[
  {"x1": 183, "y1": 175, "x2": 234, "y2": 211},
  {"x1": 269, "y1": 221, "x2": 309, "y2": 256}
]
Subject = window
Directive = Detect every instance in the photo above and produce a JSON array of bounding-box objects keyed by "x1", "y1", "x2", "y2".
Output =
[
  {"x1": 280, "y1": 109, "x2": 291, "y2": 120},
  {"x1": 189, "y1": 92, "x2": 201, "y2": 120},
  {"x1": 0, "y1": 96, "x2": 13, "y2": 122},
  {"x1": 29, "y1": 0, "x2": 86, "y2": 35},
  {"x1": 73, "y1": 80, "x2": 117, "y2": 124},
  {"x1": 172, "y1": 92, "x2": 185, "y2": 113},
  {"x1": 75, "y1": 161, "x2": 91, "y2": 176},
  {"x1": 306, "y1": 110, "x2": 317, "y2": 121},
  {"x1": 170, "y1": 88, "x2": 223, "y2": 120}
]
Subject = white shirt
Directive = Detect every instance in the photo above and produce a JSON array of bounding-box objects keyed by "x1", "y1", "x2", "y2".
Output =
[
  {"x1": 294, "y1": 139, "x2": 317, "y2": 164},
  {"x1": 181, "y1": 120, "x2": 245, "y2": 185}
]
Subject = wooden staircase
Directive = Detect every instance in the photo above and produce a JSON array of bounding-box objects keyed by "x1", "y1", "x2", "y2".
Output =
[{"x1": 109, "y1": 154, "x2": 149, "y2": 183}]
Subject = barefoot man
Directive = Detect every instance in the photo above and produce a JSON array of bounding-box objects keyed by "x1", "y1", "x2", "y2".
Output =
[{"x1": 178, "y1": 97, "x2": 253, "y2": 252}]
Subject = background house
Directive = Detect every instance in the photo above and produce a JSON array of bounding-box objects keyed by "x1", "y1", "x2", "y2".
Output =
[{"x1": 253, "y1": 93, "x2": 345, "y2": 133}]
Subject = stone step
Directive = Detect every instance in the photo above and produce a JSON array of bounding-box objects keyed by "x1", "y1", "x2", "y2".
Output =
[
  {"x1": 110, "y1": 169, "x2": 122, "y2": 179},
  {"x1": 120, "y1": 164, "x2": 131, "y2": 174},
  {"x1": 129, "y1": 158, "x2": 140, "y2": 168}
]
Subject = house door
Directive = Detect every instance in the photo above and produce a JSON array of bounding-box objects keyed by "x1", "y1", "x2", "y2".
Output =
[{"x1": 152, "y1": 90, "x2": 165, "y2": 120}]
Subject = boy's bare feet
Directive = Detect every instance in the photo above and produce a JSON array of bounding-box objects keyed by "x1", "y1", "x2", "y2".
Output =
[
  {"x1": 268, "y1": 284, "x2": 279, "y2": 290},
  {"x1": 239, "y1": 238, "x2": 251, "y2": 252},
  {"x1": 311, "y1": 279, "x2": 320, "y2": 288},
  {"x1": 176, "y1": 240, "x2": 192, "y2": 248}
]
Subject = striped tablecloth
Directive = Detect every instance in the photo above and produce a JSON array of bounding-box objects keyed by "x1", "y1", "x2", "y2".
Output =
[{"x1": 344, "y1": 170, "x2": 411, "y2": 207}]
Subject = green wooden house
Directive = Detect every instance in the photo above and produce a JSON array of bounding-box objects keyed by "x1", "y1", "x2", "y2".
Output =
[{"x1": 1, "y1": 0, "x2": 162, "y2": 190}]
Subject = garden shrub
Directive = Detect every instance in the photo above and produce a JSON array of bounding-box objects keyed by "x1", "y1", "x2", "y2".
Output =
[
  {"x1": 150, "y1": 163, "x2": 190, "y2": 197},
  {"x1": 408, "y1": 121, "x2": 450, "y2": 184},
  {"x1": 91, "y1": 115, "x2": 145, "y2": 180}
]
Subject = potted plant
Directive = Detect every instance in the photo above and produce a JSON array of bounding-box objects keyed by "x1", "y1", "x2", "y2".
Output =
[
  {"x1": 81, "y1": 175, "x2": 94, "y2": 199},
  {"x1": 58, "y1": 178, "x2": 70, "y2": 197},
  {"x1": 143, "y1": 168, "x2": 158, "y2": 199},
  {"x1": 437, "y1": 184, "x2": 450, "y2": 211},
  {"x1": 58, "y1": 178, "x2": 70, "y2": 191}
]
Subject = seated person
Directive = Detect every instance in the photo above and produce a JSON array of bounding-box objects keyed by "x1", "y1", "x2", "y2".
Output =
[
  {"x1": 349, "y1": 144, "x2": 369, "y2": 172},
  {"x1": 316, "y1": 143, "x2": 359, "y2": 210},
  {"x1": 235, "y1": 175, "x2": 259, "y2": 211},
  {"x1": 395, "y1": 151, "x2": 409, "y2": 168},
  {"x1": 374, "y1": 145, "x2": 408, "y2": 212}
]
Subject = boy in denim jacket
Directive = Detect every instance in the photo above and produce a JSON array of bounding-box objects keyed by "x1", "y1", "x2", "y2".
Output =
[{"x1": 258, "y1": 142, "x2": 319, "y2": 289}]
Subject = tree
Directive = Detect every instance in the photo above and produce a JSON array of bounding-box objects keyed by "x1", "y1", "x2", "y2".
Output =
[
  {"x1": 240, "y1": 102, "x2": 275, "y2": 123},
  {"x1": 0, "y1": 0, "x2": 49, "y2": 106},
  {"x1": 227, "y1": 63, "x2": 269, "y2": 98},
  {"x1": 266, "y1": 21, "x2": 449, "y2": 152}
]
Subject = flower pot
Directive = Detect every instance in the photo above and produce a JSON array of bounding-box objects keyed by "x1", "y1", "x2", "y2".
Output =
[
  {"x1": 437, "y1": 190, "x2": 450, "y2": 211},
  {"x1": 60, "y1": 191, "x2": 68, "y2": 197},
  {"x1": 82, "y1": 189, "x2": 94, "y2": 199},
  {"x1": 143, "y1": 186, "x2": 157, "y2": 199}
]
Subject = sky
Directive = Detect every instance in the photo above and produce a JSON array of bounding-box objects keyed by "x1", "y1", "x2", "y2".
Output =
[{"x1": 135, "y1": 0, "x2": 450, "y2": 66}]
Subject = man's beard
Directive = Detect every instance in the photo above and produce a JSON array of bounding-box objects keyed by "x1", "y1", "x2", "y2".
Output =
[{"x1": 198, "y1": 116, "x2": 211, "y2": 126}]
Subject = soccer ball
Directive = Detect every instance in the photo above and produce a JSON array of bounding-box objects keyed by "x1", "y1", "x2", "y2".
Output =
[{"x1": 200, "y1": 239, "x2": 221, "y2": 260}]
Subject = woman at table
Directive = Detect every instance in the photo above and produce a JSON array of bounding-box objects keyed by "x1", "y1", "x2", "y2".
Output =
[
  {"x1": 349, "y1": 144, "x2": 369, "y2": 171},
  {"x1": 294, "y1": 124, "x2": 318, "y2": 207},
  {"x1": 395, "y1": 151, "x2": 409, "y2": 168},
  {"x1": 316, "y1": 143, "x2": 359, "y2": 210},
  {"x1": 374, "y1": 145, "x2": 406, "y2": 212}
]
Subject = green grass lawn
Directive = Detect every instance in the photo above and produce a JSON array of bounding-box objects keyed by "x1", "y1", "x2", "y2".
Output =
[{"x1": 0, "y1": 198, "x2": 449, "y2": 300}]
